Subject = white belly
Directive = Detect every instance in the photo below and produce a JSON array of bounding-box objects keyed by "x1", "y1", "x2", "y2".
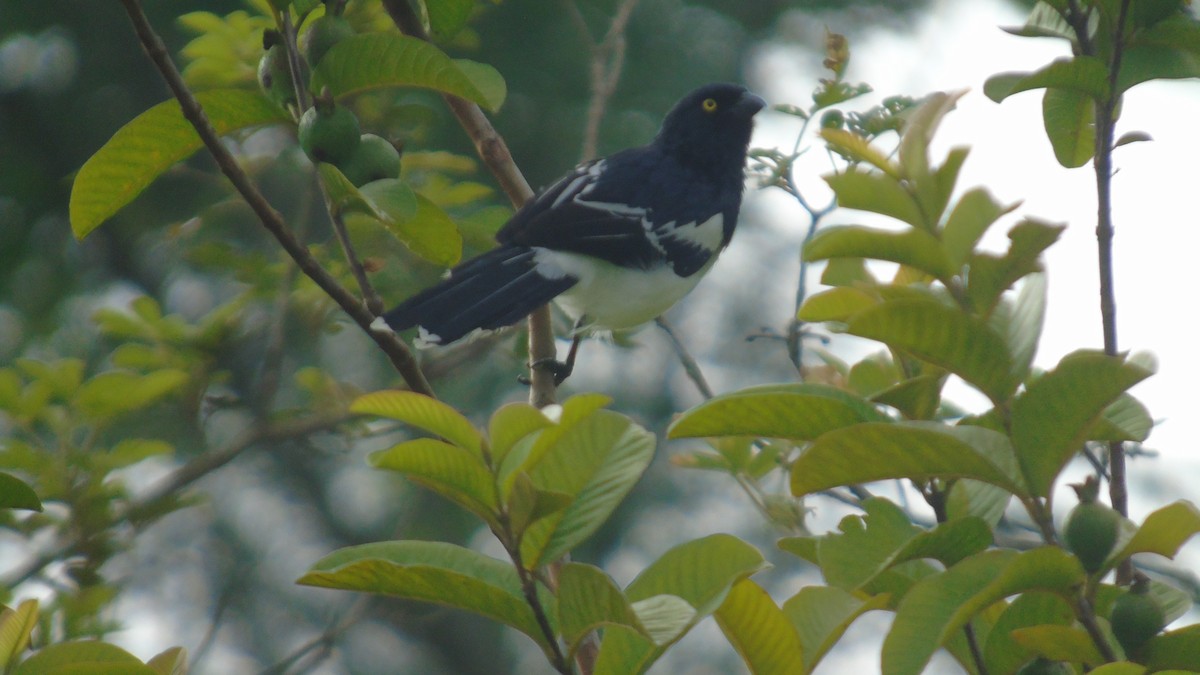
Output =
[{"x1": 531, "y1": 248, "x2": 713, "y2": 332}]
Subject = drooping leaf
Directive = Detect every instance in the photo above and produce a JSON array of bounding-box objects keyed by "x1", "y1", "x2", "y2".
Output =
[
  {"x1": 1010, "y1": 350, "x2": 1153, "y2": 497},
  {"x1": 783, "y1": 586, "x2": 890, "y2": 673},
  {"x1": 821, "y1": 172, "x2": 924, "y2": 229},
  {"x1": 298, "y1": 541, "x2": 552, "y2": 651},
  {"x1": 846, "y1": 299, "x2": 1019, "y2": 403},
  {"x1": 804, "y1": 226, "x2": 954, "y2": 280},
  {"x1": 1042, "y1": 87, "x2": 1095, "y2": 168},
  {"x1": 713, "y1": 579, "x2": 807, "y2": 675},
  {"x1": 984, "y1": 56, "x2": 1110, "y2": 103},
  {"x1": 14, "y1": 641, "x2": 157, "y2": 675},
  {"x1": 668, "y1": 383, "x2": 887, "y2": 442},
  {"x1": 351, "y1": 390, "x2": 483, "y2": 453},
  {"x1": 791, "y1": 422, "x2": 1026, "y2": 498},
  {"x1": 312, "y1": 33, "x2": 505, "y2": 111},
  {"x1": 369, "y1": 438, "x2": 497, "y2": 520},
  {"x1": 0, "y1": 473, "x2": 41, "y2": 512},
  {"x1": 881, "y1": 548, "x2": 1085, "y2": 675},
  {"x1": 70, "y1": 90, "x2": 290, "y2": 239}
]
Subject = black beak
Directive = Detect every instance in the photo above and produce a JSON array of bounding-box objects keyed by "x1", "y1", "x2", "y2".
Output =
[{"x1": 733, "y1": 90, "x2": 767, "y2": 117}]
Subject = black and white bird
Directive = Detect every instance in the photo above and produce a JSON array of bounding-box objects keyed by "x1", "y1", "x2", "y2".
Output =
[{"x1": 376, "y1": 82, "x2": 765, "y2": 379}]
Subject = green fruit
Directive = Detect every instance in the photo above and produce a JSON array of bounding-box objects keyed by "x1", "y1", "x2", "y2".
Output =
[
  {"x1": 1111, "y1": 584, "x2": 1165, "y2": 657},
  {"x1": 301, "y1": 15, "x2": 355, "y2": 66},
  {"x1": 1015, "y1": 657, "x2": 1072, "y2": 675},
  {"x1": 338, "y1": 134, "x2": 401, "y2": 187},
  {"x1": 820, "y1": 109, "x2": 845, "y2": 129},
  {"x1": 257, "y1": 44, "x2": 302, "y2": 109},
  {"x1": 298, "y1": 102, "x2": 361, "y2": 165},
  {"x1": 1064, "y1": 500, "x2": 1119, "y2": 573}
]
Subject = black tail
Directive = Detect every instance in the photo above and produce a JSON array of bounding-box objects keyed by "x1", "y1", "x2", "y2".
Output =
[{"x1": 382, "y1": 246, "x2": 576, "y2": 347}]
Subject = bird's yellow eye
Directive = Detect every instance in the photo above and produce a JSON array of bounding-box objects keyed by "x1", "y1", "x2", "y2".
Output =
[{"x1": 702, "y1": 98, "x2": 718, "y2": 112}]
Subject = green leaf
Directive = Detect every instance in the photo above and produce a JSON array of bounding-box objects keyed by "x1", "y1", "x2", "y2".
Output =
[
  {"x1": 388, "y1": 193, "x2": 464, "y2": 268},
  {"x1": 796, "y1": 287, "x2": 880, "y2": 323},
  {"x1": 487, "y1": 403, "x2": 553, "y2": 464},
  {"x1": 1010, "y1": 350, "x2": 1153, "y2": 497},
  {"x1": 594, "y1": 534, "x2": 766, "y2": 675},
  {"x1": 946, "y1": 479, "x2": 1011, "y2": 526},
  {"x1": 145, "y1": 646, "x2": 188, "y2": 675},
  {"x1": 369, "y1": 439, "x2": 498, "y2": 521},
  {"x1": 556, "y1": 562, "x2": 645, "y2": 656},
  {"x1": 804, "y1": 226, "x2": 954, "y2": 280},
  {"x1": 1085, "y1": 663, "x2": 1149, "y2": 675},
  {"x1": 298, "y1": 541, "x2": 552, "y2": 651},
  {"x1": 0, "y1": 599, "x2": 38, "y2": 669},
  {"x1": 668, "y1": 383, "x2": 887, "y2": 442},
  {"x1": 1042, "y1": 87, "x2": 1095, "y2": 168},
  {"x1": 0, "y1": 473, "x2": 41, "y2": 512},
  {"x1": 75, "y1": 369, "x2": 189, "y2": 421},
  {"x1": 1117, "y1": 44, "x2": 1200, "y2": 95},
  {"x1": 791, "y1": 422, "x2": 1026, "y2": 499},
  {"x1": 1113, "y1": 500, "x2": 1200, "y2": 563},
  {"x1": 712, "y1": 579, "x2": 806, "y2": 675},
  {"x1": 847, "y1": 299, "x2": 1019, "y2": 403},
  {"x1": 821, "y1": 172, "x2": 925, "y2": 229},
  {"x1": 981, "y1": 592, "x2": 1076, "y2": 674},
  {"x1": 351, "y1": 390, "x2": 483, "y2": 453},
  {"x1": 1001, "y1": 272, "x2": 1048, "y2": 382},
  {"x1": 871, "y1": 374, "x2": 946, "y2": 420},
  {"x1": 318, "y1": 163, "x2": 397, "y2": 222},
  {"x1": 820, "y1": 129, "x2": 899, "y2": 177},
  {"x1": 967, "y1": 218, "x2": 1065, "y2": 314},
  {"x1": 783, "y1": 587, "x2": 890, "y2": 673},
  {"x1": 1090, "y1": 393, "x2": 1154, "y2": 442},
  {"x1": 1143, "y1": 624, "x2": 1200, "y2": 671},
  {"x1": 426, "y1": 0, "x2": 475, "y2": 41},
  {"x1": 984, "y1": 56, "x2": 1110, "y2": 103},
  {"x1": 505, "y1": 472, "x2": 571, "y2": 536},
  {"x1": 102, "y1": 439, "x2": 174, "y2": 472},
  {"x1": 815, "y1": 498, "x2": 992, "y2": 591},
  {"x1": 14, "y1": 641, "x2": 157, "y2": 675},
  {"x1": 312, "y1": 33, "x2": 506, "y2": 111},
  {"x1": 1009, "y1": 624, "x2": 1106, "y2": 663},
  {"x1": 521, "y1": 411, "x2": 655, "y2": 567},
  {"x1": 70, "y1": 90, "x2": 290, "y2": 239},
  {"x1": 940, "y1": 187, "x2": 1019, "y2": 268},
  {"x1": 881, "y1": 548, "x2": 1085, "y2": 675},
  {"x1": 896, "y1": 91, "x2": 963, "y2": 216}
]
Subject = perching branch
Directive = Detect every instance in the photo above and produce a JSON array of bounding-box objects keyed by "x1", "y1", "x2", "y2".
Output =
[{"x1": 116, "y1": 0, "x2": 435, "y2": 399}]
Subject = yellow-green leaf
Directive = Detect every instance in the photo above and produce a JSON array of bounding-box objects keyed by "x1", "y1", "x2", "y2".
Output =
[
  {"x1": 70, "y1": 90, "x2": 290, "y2": 238},
  {"x1": 713, "y1": 579, "x2": 806, "y2": 675},
  {"x1": 351, "y1": 390, "x2": 483, "y2": 453},
  {"x1": 0, "y1": 599, "x2": 38, "y2": 670},
  {"x1": 668, "y1": 383, "x2": 887, "y2": 442}
]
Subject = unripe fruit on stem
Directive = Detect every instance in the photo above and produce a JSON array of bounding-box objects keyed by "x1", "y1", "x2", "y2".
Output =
[
  {"x1": 258, "y1": 44, "x2": 303, "y2": 109},
  {"x1": 1111, "y1": 578, "x2": 1165, "y2": 657},
  {"x1": 338, "y1": 134, "x2": 401, "y2": 187},
  {"x1": 301, "y1": 15, "x2": 355, "y2": 66},
  {"x1": 1015, "y1": 657, "x2": 1072, "y2": 675},
  {"x1": 298, "y1": 100, "x2": 361, "y2": 165},
  {"x1": 1064, "y1": 477, "x2": 1119, "y2": 573}
]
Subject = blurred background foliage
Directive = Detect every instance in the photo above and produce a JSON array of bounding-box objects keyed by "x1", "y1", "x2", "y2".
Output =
[{"x1": 0, "y1": 0, "x2": 1084, "y2": 673}]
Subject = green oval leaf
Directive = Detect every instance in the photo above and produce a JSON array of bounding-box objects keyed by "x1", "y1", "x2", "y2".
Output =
[
  {"x1": 821, "y1": 172, "x2": 925, "y2": 229},
  {"x1": 791, "y1": 422, "x2": 1026, "y2": 498},
  {"x1": 369, "y1": 438, "x2": 497, "y2": 519},
  {"x1": 984, "y1": 56, "x2": 1110, "y2": 103},
  {"x1": 668, "y1": 383, "x2": 887, "y2": 441},
  {"x1": 805, "y1": 225, "x2": 954, "y2": 280},
  {"x1": 881, "y1": 548, "x2": 1085, "y2": 675},
  {"x1": 713, "y1": 579, "x2": 806, "y2": 675},
  {"x1": 847, "y1": 299, "x2": 1019, "y2": 404},
  {"x1": 351, "y1": 390, "x2": 483, "y2": 453},
  {"x1": 298, "y1": 541, "x2": 552, "y2": 651},
  {"x1": 557, "y1": 562, "x2": 645, "y2": 655},
  {"x1": 783, "y1": 586, "x2": 890, "y2": 673},
  {"x1": 1011, "y1": 350, "x2": 1153, "y2": 497},
  {"x1": 313, "y1": 33, "x2": 506, "y2": 111},
  {"x1": 70, "y1": 89, "x2": 289, "y2": 239},
  {"x1": 1042, "y1": 87, "x2": 1096, "y2": 168},
  {"x1": 0, "y1": 473, "x2": 41, "y2": 512}
]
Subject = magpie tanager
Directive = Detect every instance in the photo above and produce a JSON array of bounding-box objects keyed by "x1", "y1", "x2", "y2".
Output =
[{"x1": 377, "y1": 82, "x2": 765, "y2": 359}]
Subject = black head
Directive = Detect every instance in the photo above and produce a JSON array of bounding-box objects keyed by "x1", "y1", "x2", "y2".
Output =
[{"x1": 654, "y1": 83, "x2": 765, "y2": 175}]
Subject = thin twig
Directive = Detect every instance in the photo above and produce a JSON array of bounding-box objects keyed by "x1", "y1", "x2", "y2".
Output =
[
  {"x1": 116, "y1": 0, "x2": 434, "y2": 398},
  {"x1": 328, "y1": 201, "x2": 386, "y2": 315},
  {"x1": 256, "y1": 596, "x2": 372, "y2": 675},
  {"x1": 656, "y1": 317, "x2": 714, "y2": 400},
  {"x1": 568, "y1": 0, "x2": 641, "y2": 162}
]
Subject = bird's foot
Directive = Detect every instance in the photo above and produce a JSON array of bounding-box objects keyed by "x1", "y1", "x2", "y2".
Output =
[{"x1": 517, "y1": 335, "x2": 582, "y2": 387}]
